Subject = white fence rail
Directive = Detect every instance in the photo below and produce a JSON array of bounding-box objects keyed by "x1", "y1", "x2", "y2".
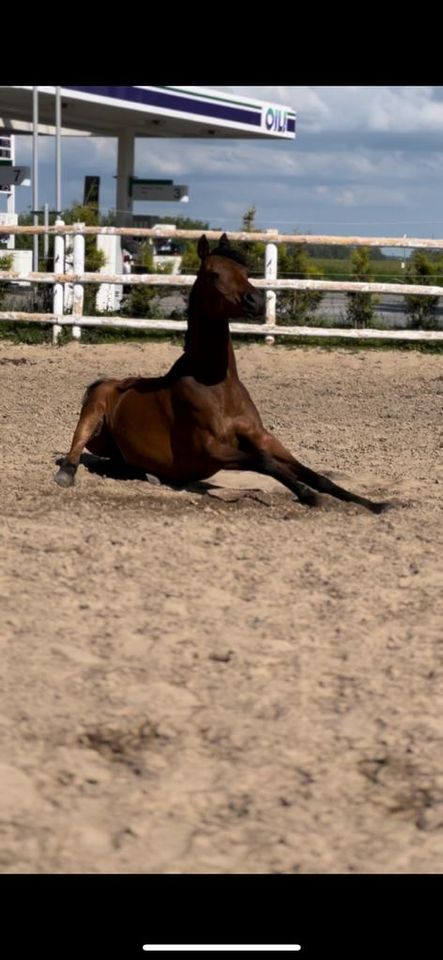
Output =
[{"x1": 1, "y1": 224, "x2": 443, "y2": 343}]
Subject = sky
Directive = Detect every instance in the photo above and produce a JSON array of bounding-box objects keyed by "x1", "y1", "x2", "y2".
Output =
[{"x1": 3, "y1": 86, "x2": 443, "y2": 244}]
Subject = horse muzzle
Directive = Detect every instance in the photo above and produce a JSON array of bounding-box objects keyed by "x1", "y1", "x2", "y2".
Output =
[{"x1": 242, "y1": 288, "x2": 266, "y2": 319}]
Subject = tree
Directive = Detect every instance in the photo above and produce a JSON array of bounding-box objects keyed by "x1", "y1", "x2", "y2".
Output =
[
  {"x1": 16, "y1": 200, "x2": 107, "y2": 307},
  {"x1": 121, "y1": 239, "x2": 155, "y2": 318},
  {"x1": 0, "y1": 251, "x2": 13, "y2": 310},
  {"x1": 238, "y1": 211, "x2": 324, "y2": 323},
  {"x1": 60, "y1": 202, "x2": 107, "y2": 314},
  {"x1": 149, "y1": 215, "x2": 209, "y2": 232},
  {"x1": 121, "y1": 280, "x2": 156, "y2": 319},
  {"x1": 306, "y1": 242, "x2": 385, "y2": 260},
  {"x1": 16, "y1": 211, "x2": 34, "y2": 251},
  {"x1": 121, "y1": 241, "x2": 179, "y2": 319},
  {"x1": 277, "y1": 243, "x2": 324, "y2": 325},
  {"x1": 404, "y1": 250, "x2": 440, "y2": 330},
  {"x1": 180, "y1": 243, "x2": 202, "y2": 273},
  {"x1": 62, "y1": 203, "x2": 107, "y2": 272},
  {"x1": 346, "y1": 247, "x2": 375, "y2": 328},
  {"x1": 239, "y1": 206, "x2": 265, "y2": 275},
  {"x1": 242, "y1": 206, "x2": 256, "y2": 232}
]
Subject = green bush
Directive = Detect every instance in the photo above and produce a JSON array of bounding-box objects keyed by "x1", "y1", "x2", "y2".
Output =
[
  {"x1": 0, "y1": 252, "x2": 13, "y2": 311},
  {"x1": 277, "y1": 245, "x2": 324, "y2": 325},
  {"x1": 404, "y1": 251, "x2": 441, "y2": 330},
  {"x1": 346, "y1": 247, "x2": 376, "y2": 328}
]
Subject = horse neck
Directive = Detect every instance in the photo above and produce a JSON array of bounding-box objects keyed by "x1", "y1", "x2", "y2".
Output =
[{"x1": 185, "y1": 306, "x2": 239, "y2": 384}]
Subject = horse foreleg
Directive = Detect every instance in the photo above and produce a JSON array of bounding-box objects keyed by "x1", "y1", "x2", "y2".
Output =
[
  {"x1": 238, "y1": 431, "x2": 389, "y2": 514},
  {"x1": 54, "y1": 395, "x2": 107, "y2": 488}
]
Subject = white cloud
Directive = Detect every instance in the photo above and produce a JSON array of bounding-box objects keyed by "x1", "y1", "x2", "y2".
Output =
[{"x1": 215, "y1": 85, "x2": 443, "y2": 133}]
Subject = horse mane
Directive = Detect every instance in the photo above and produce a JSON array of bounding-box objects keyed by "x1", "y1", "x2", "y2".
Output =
[{"x1": 210, "y1": 245, "x2": 248, "y2": 267}]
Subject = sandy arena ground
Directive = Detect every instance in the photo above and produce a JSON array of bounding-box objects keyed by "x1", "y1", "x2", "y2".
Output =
[{"x1": 0, "y1": 339, "x2": 442, "y2": 874}]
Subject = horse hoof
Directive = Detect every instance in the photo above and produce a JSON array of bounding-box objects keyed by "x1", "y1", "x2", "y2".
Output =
[
  {"x1": 371, "y1": 500, "x2": 392, "y2": 514},
  {"x1": 54, "y1": 468, "x2": 75, "y2": 488},
  {"x1": 298, "y1": 491, "x2": 321, "y2": 508},
  {"x1": 145, "y1": 473, "x2": 162, "y2": 486}
]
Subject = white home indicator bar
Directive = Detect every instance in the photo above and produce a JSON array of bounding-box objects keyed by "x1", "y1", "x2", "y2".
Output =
[{"x1": 142, "y1": 947, "x2": 301, "y2": 953}]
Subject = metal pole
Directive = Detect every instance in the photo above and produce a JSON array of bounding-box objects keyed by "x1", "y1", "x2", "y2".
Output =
[
  {"x1": 55, "y1": 86, "x2": 61, "y2": 215},
  {"x1": 116, "y1": 130, "x2": 134, "y2": 226},
  {"x1": 43, "y1": 202, "x2": 49, "y2": 261},
  {"x1": 32, "y1": 87, "x2": 39, "y2": 271},
  {"x1": 6, "y1": 134, "x2": 15, "y2": 250}
]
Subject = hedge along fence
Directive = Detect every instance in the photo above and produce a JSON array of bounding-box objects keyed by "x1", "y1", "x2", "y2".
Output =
[{"x1": 1, "y1": 223, "x2": 443, "y2": 344}]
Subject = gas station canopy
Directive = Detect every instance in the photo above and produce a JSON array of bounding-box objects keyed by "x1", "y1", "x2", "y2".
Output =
[
  {"x1": 0, "y1": 85, "x2": 296, "y2": 140},
  {"x1": 0, "y1": 85, "x2": 296, "y2": 226}
]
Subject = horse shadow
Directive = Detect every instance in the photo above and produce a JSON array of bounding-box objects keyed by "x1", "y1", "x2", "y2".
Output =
[{"x1": 55, "y1": 452, "x2": 216, "y2": 495}]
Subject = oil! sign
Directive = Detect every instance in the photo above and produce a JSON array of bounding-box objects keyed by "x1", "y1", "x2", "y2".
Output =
[{"x1": 262, "y1": 106, "x2": 290, "y2": 133}]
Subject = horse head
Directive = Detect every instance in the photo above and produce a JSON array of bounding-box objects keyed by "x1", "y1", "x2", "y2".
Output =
[{"x1": 193, "y1": 233, "x2": 265, "y2": 320}]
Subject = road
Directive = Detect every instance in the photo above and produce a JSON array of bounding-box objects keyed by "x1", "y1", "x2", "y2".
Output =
[{"x1": 314, "y1": 293, "x2": 443, "y2": 329}]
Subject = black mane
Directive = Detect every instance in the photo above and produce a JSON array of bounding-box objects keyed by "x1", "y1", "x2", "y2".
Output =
[{"x1": 211, "y1": 245, "x2": 248, "y2": 267}]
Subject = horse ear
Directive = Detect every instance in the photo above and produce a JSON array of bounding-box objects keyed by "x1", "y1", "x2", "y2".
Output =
[
  {"x1": 219, "y1": 233, "x2": 231, "y2": 249},
  {"x1": 197, "y1": 235, "x2": 210, "y2": 260}
]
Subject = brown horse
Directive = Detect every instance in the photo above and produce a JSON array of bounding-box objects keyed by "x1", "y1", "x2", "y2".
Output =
[{"x1": 55, "y1": 233, "x2": 389, "y2": 513}]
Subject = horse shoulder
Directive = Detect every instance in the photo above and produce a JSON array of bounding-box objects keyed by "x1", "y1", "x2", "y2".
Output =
[{"x1": 117, "y1": 376, "x2": 142, "y2": 393}]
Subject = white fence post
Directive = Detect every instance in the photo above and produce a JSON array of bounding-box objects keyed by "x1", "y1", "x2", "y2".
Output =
[
  {"x1": 265, "y1": 231, "x2": 278, "y2": 344},
  {"x1": 64, "y1": 232, "x2": 73, "y2": 313},
  {"x1": 52, "y1": 218, "x2": 65, "y2": 345},
  {"x1": 72, "y1": 222, "x2": 85, "y2": 340}
]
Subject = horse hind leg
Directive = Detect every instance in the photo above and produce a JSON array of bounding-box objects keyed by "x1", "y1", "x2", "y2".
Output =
[
  {"x1": 287, "y1": 457, "x2": 389, "y2": 513},
  {"x1": 260, "y1": 454, "x2": 388, "y2": 513},
  {"x1": 54, "y1": 379, "x2": 115, "y2": 487},
  {"x1": 239, "y1": 431, "x2": 390, "y2": 514}
]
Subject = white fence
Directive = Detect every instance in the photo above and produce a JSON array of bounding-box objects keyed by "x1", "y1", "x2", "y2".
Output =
[{"x1": 1, "y1": 223, "x2": 443, "y2": 343}]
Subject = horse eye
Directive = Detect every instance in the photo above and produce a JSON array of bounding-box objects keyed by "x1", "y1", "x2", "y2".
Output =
[{"x1": 207, "y1": 270, "x2": 219, "y2": 280}]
